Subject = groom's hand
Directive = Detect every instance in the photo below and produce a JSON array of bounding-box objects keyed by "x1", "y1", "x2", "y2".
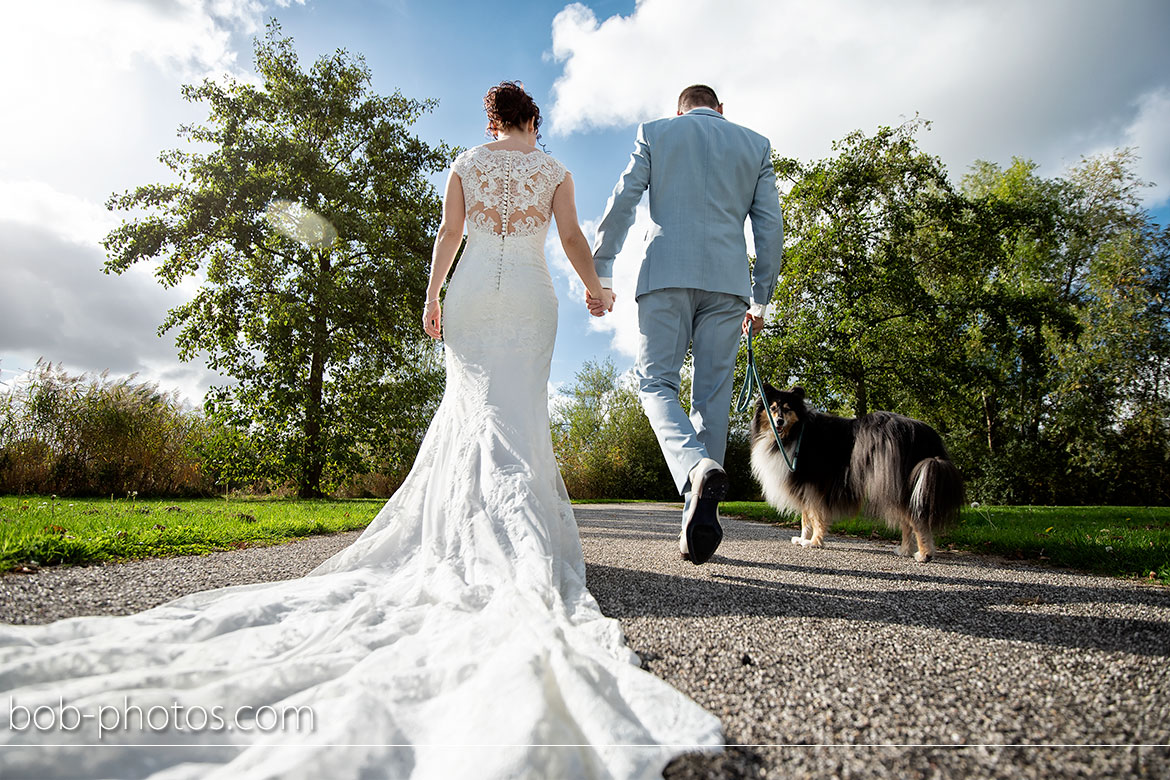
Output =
[
  {"x1": 742, "y1": 312, "x2": 765, "y2": 336},
  {"x1": 586, "y1": 288, "x2": 615, "y2": 317}
]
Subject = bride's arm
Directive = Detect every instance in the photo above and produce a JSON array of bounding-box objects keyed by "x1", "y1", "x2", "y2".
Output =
[
  {"x1": 423, "y1": 169, "x2": 466, "y2": 338},
  {"x1": 552, "y1": 173, "x2": 615, "y2": 315}
]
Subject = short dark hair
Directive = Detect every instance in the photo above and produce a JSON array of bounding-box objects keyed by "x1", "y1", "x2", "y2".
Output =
[{"x1": 678, "y1": 84, "x2": 719, "y2": 112}]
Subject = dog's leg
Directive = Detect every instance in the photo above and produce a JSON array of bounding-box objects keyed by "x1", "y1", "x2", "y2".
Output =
[
  {"x1": 798, "y1": 510, "x2": 826, "y2": 548},
  {"x1": 791, "y1": 512, "x2": 812, "y2": 546},
  {"x1": 897, "y1": 516, "x2": 914, "y2": 557},
  {"x1": 913, "y1": 524, "x2": 936, "y2": 563}
]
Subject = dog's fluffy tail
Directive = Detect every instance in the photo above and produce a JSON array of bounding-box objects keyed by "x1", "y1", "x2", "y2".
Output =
[{"x1": 909, "y1": 457, "x2": 964, "y2": 531}]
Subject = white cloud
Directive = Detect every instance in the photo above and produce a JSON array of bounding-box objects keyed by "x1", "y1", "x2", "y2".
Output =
[
  {"x1": 547, "y1": 0, "x2": 1170, "y2": 358},
  {"x1": 547, "y1": 380, "x2": 571, "y2": 419},
  {"x1": 546, "y1": 215, "x2": 595, "y2": 300},
  {"x1": 0, "y1": 180, "x2": 117, "y2": 246},
  {"x1": 584, "y1": 204, "x2": 651, "y2": 360},
  {"x1": 0, "y1": 0, "x2": 298, "y2": 405},
  {"x1": 0, "y1": 0, "x2": 303, "y2": 194},
  {"x1": 549, "y1": 0, "x2": 1170, "y2": 202},
  {"x1": 1, "y1": 0, "x2": 282, "y2": 81},
  {"x1": 0, "y1": 221, "x2": 223, "y2": 406},
  {"x1": 1122, "y1": 89, "x2": 1170, "y2": 206}
]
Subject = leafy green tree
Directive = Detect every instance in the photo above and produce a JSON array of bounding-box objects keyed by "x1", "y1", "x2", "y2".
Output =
[
  {"x1": 956, "y1": 157, "x2": 1081, "y2": 495},
  {"x1": 960, "y1": 151, "x2": 1169, "y2": 503},
  {"x1": 190, "y1": 417, "x2": 263, "y2": 496},
  {"x1": 1048, "y1": 151, "x2": 1167, "y2": 502},
  {"x1": 763, "y1": 118, "x2": 1168, "y2": 504},
  {"x1": 103, "y1": 22, "x2": 451, "y2": 497},
  {"x1": 765, "y1": 118, "x2": 969, "y2": 420}
]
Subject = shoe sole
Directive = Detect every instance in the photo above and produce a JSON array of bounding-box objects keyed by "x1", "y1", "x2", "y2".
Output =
[{"x1": 686, "y1": 468, "x2": 727, "y2": 565}]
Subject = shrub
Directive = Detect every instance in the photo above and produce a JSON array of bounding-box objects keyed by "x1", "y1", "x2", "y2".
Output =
[
  {"x1": 0, "y1": 360, "x2": 214, "y2": 497},
  {"x1": 552, "y1": 358, "x2": 761, "y2": 501}
]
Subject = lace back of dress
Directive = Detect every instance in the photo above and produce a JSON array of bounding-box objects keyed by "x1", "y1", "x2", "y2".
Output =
[{"x1": 459, "y1": 149, "x2": 564, "y2": 239}]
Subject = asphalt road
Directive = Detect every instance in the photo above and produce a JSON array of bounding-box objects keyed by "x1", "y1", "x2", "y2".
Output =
[
  {"x1": 2, "y1": 502, "x2": 1168, "y2": 778},
  {"x1": 577, "y1": 504, "x2": 1170, "y2": 779}
]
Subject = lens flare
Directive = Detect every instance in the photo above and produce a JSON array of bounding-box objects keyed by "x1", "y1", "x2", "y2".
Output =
[{"x1": 264, "y1": 200, "x2": 337, "y2": 247}]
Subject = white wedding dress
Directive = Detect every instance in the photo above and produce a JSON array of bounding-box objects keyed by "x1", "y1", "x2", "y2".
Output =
[{"x1": 0, "y1": 146, "x2": 722, "y2": 779}]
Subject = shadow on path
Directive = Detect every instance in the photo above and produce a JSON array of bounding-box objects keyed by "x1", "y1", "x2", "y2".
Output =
[{"x1": 576, "y1": 505, "x2": 1170, "y2": 658}]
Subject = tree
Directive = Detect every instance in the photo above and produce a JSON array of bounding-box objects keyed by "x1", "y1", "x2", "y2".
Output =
[
  {"x1": 103, "y1": 22, "x2": 452, "y2": 497},
  {"x1": 765, "y1": 119, "x2": 969, "y2": 420},
  {"x1": 956, "y1": 157, "x2": 1081, "y2": 489},
  {"x1": 960, "y1": 151, "x2": 1170, "y2": 503},
  {"x1": 763, "y1": 118, "x2": 1169, "y2": 504}
]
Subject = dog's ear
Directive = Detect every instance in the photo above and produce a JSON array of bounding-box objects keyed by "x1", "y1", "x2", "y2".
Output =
[
  {"x1": 790, "y1": 385, "x2": 806, "y2": 402},
  {"x1": 761, "y1": 381, "x2": 779, "y2": 399}
]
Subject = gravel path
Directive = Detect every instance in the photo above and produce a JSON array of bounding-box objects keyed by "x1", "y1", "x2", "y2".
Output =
[{"x1": 3, "y1": 503, "x2": 1168, "y2": 778}]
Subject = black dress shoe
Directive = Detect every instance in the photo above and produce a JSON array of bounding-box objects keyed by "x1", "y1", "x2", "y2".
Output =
[{"x1": 683, "y1": 461, "x2": 727, "y2": 565}]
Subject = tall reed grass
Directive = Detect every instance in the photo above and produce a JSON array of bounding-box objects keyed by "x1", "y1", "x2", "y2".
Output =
[{"x1": 0, "y1": 360, "x2": 213, "y2": 497}]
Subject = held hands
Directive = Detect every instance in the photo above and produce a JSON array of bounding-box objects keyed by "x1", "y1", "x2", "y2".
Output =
[
  {"x1": 423, "y1": 299, "x2": 442, "y2": 339},
  {"x1": 585, "y1": 288, "x2": 616, "y2": 317},
  {"x1": 742, "y1": 312, "x2": 765, "y2": 336}
]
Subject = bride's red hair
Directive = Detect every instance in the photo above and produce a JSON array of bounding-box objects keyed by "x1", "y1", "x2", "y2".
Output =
[{"x1": 483, "y1": 81, "x2": 542, "y2": 143}]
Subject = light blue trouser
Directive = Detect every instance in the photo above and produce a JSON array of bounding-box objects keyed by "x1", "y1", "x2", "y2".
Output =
[{"x1": 634, "y1": 288, "x2": 747, "y2": 496}]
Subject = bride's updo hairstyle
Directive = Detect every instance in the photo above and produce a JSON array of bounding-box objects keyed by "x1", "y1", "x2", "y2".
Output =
[{"x1": 484, "y1": 81, "x2": 543, "y2": 145}]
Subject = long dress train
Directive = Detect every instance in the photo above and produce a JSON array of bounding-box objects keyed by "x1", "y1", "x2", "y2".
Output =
[{"x1": 0, "y1": 146, "x2": 723, "y2": 778}]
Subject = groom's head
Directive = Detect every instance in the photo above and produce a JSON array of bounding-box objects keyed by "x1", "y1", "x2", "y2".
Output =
[{"x1": 677, "y1": 85, "x2": 722, "y2": 116}]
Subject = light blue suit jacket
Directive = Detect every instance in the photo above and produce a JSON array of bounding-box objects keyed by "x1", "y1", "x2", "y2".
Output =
[{"x1": 592, "y1": 107, "x2": 783, "y2": 308}]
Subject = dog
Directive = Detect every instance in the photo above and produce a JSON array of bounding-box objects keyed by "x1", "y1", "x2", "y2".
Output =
[{"x1": 750, "y1": 384, "x2": 963, "y2": 562}]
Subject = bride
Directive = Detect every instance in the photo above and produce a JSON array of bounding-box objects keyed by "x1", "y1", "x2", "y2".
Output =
[{"x1": 0, "y1": 82, "x2": 722, "y2": 778}]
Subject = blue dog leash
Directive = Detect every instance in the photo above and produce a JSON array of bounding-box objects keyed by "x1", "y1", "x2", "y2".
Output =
[{"x1": 735, "y1": 328, "x2": 803, "y2": 472}]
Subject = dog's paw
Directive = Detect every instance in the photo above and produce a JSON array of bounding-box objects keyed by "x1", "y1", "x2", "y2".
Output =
[
  {"x1": 799, "y1": 538, "x2": 823, "y2": 548},
  {"x1": 895, "y1": 546, "x2": 913, "y2": 557},
  {"x1": 790, "y1": 536, "x2": 804, "y2": 545},
  {"x1": 914, "y1": 551, "x2": 934, "y2": 563}
]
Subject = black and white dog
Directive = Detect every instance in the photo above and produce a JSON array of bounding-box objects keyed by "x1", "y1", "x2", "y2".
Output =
[{"x1": 750, "y1": 384, "x2": 964, "y2": 562}]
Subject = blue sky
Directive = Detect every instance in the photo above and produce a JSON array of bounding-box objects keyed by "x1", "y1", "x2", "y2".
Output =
[{"x1": 1, "y1": 0, "x2": 1168, "y2": 404}]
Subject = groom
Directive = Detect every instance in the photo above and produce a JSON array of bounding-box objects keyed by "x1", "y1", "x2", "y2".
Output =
[{"x1": 588, "y1": 84, "x2": 784, "y2": 565}]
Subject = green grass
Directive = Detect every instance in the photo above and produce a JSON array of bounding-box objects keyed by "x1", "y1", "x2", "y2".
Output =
[
  {"x1": 4, "y1": 496, "x2": 1168, "y2": 585},
  {"x1": 721, "y1": 501, "x2": 1170, "y2": 584},
  {"x1": 0, "y1": 496, "x2": 381, "y2": 573}
]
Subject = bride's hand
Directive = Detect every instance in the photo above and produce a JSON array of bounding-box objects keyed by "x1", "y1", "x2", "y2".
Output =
[
  {"x1": 423, "y1": 299, "x2": 442, "y2": 339},
  {"x1": 586, "y1": 288, "x2": 615, "y2": 317}
]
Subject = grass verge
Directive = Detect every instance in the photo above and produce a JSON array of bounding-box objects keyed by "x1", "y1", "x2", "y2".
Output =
[
  {"x1": 4, "y1": 497, "x2": 1167, "y2": 585},
  {"x1": 0, "y1": 496, "x2": 380, "y2": 573},
  {"x1": 720, "y1": 501, "x2": 1170, "y2": 585}
]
